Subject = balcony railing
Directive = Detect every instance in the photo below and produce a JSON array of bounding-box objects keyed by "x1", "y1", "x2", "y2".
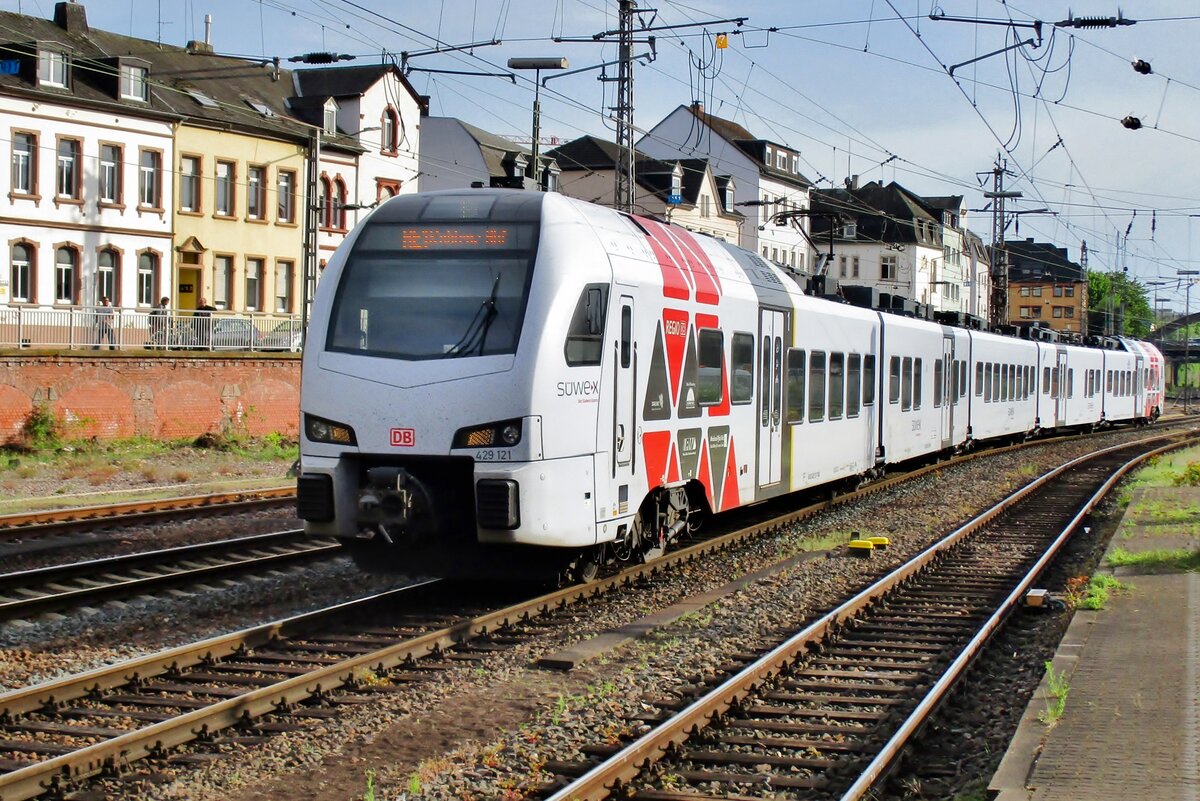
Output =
[{"x1": 0, "y1": 306, "x2": 303, "y2": 353}]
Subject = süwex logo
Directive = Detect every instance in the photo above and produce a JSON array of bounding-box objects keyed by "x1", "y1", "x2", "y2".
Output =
[{"x1": 557, "y1": 379, "x2": 599, "y2": 397}]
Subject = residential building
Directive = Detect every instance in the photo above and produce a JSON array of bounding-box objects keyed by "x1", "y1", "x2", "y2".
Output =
[
  {"x1": 637, "y1": 102, "x2": 811, "y2": 266},
  {"x1": 810, "y1": 180, "x2": 953, "y2": 311},
  {"x1": 0, "y1": 2, "x2": 174, "y2": 310},
  {"x1": 1003, "y1": 237, "x2": 1088, "y2": 334},
  {"x1": 547, "y1": 135, "x2": 742, "y2": 243},
  {"x1": 419, "y1": 116, "x2": 558, "y2": 192},
  {"x1": 290, "y1": 64, "x2": 423, "y2": 269},
  {"x1": 962, "y1": 230, "x2": 991, "y2": 321}
]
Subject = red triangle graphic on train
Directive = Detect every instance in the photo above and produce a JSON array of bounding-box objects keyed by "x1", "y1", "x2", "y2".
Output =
[
  {"x1": 721, "y1": 438, "x2": 740, "y2": 511},
  {"x1": 697, "y1": 438, "x2": 712, "y2": 507},
  {"x1": 662, "y1": 309, "x2": 689, "y2": 406},
  {"x1": 642, "y1": 430, "x2": 672, "y2": 486},
  {"x1": 666, "y1": 440, "x2": 681, "y2": 484}
]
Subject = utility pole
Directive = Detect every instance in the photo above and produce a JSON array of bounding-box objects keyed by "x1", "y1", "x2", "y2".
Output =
[
  {"x1": 614, "y1": 0, "x2": 636, "y2": 212},
  {"x1": 984, "y1": 158, "x2": 1021, "y2": 329},
  {"x1": 301, "y1": 128, "x2": 321, "y2": 347}
]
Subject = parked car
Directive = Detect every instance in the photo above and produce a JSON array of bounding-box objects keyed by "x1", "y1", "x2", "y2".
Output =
[
  {"x1": 261, "y1": 320, "x2": 303, "y2": 352},
  {"x1": 205, "y1": 318, "x2": 262, "y2": 350}
]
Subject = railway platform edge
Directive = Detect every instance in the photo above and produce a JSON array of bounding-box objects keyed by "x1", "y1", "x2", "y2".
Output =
[{"x1": 988, "y1": 486, "x2": 1200, "y2": 801}]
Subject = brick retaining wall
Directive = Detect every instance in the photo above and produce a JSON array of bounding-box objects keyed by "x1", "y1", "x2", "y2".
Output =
[{"x1": 0, "y1": 353, "x2": 300, "y2": 442}]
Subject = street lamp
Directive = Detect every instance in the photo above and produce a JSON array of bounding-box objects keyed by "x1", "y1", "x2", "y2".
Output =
[
  {"x1": 1179, "y1": 269, "x2": 1199, "y2": 413},
  {"x1": 507, "y1": 57, "x2": 569, "y2": 188}
]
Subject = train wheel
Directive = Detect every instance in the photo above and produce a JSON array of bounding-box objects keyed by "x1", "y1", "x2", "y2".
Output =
[{"x1": 570, "y1": 546, "x2": 604, "y2": 583}]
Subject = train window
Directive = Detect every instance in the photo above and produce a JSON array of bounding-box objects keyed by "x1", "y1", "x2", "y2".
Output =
[
  {"x1": 847, "y1": 354, "x2": 862, "y2": 418},
  {"x1": 1068, "y1": 368, "x2": 1074, "y2": 398},
  {"x1": 992, "y1": 363, "x2": 1001, "y2": 402},
  {"x1": 1001, "y1": 365, "x2": 1009, "y2": 402},
  {"x1": 949, "y1": 360, "x2": 958, "y2": 401},
  {"x1": 1044, "y1": 367, "x2": 1052, "y2": 395},
  {"x1": 889, "y1": 356, "x2": 901, "y2": 404},
  {"x1": 731, "y1": 333, "x2": 754, "y2": 405},
  {"x1": 1086, "y1": 370, "x2": 1092, "y2": 397},
  {"x1": 761, "y1": 337, "x2": 771, "y2": 427},
  {"x1": 773, "y1": 338, "x2": 783, "y2": 422},
  {"x1": 829, "y1": 353, "x2": 845, "y2": 419},
  {"x1": 1016, "y1": 365, "x2": 1023, "y2": 400},
  {"x1": 809, "y1": 350, "x2": 827, "y2": 422},
  {"x1": 786, "y1": 349, "x2": 805, "y2": 424},
  {"x1": 696, "y1": 329, "x2": 723, "y2": 405},
  {"x1": 1009, "y1": 365, "x2": 1017, "y2": 401},
  {"x1": 983, "y1": 362, "x2": 992, "y2": 402},
  {"x1": 863, "y1": 355, "x2": 876, "y2": 406},
  {"x1": 620, "y1": 306, "x2": 632, "y2": 368},
  {"x1": 1051, "y1": 367, "x2": 1060, "y2": 398},
  {"x1": 1028, "y1": 366, "x2": 1035, "y2": 399},
  {"x1": 563, "y1": 284, "x2": 608, "y2": 366},
  {"x1": 934, "y1": 359, "x2": 943, "y2": 408},
  {"x1": 901, "y1": 357, "x2": 913, "y2": 411},
  {"x1": 913, "y1": 358, "x2": 922, "y2": 409},
  {"x1": 975, "y1": 363, "x2": 984, "y2": 397},
  {"x1": 959, "y1": 360, "x2": 968, "y2": 399}
]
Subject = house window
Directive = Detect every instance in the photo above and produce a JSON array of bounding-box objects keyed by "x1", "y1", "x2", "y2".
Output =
[
  {"x1": 54, "y1": 246, "x2": 76, "y2": 304},
  {"x1": 1053, "y1": 285, "x2": 1064, "y2": 297},
  {"x1": 792, "y1": 154, "x2": 800, "y2": 173},
  {"x1": 120, "y1": 64, "x2": 148, "y2": 101},
  {"x1": 215, "y1": 160, "x2": 234, "y2": 216},
  {"x1": 1053, "y1": 306, "x2": 1064, "y2": 318},
  {"x1": 56, "y1": 139, "x2": 81, "y2": 199},
  {"x1": 138, "y1": 149, "x2": 161, "y2": 208},
  {"x1": 11, "y1": 133, "x2": 36, "y2": 195},
  {"x1": 274, "y1": 260, "x2": 293, "y2": 313},
  {"x1": 38, "y1": 49, "x2": 67, "y2": 87},
  {"x1": 180, "y1": 156, "x2": 200, "y2": 212},
  {"x1": 852, "y1": 256, "x2": 860, "y2": 278},
  {"x1": 320, "y1": 176, "x2": 333, "y2": 228},
  {"x1": 841, "y1": 221, "x2": 857, "y2": 238},
  {"x1": 1031, "y1": 305, "x2": 1042, "y2": 318},
  {"x1": 136, "y1": 252, "x2": 156, "y2": 306},
  {"x1": 245, "y1": 257, "x2": 263, "y2": 310},
  {"x1": 543, "y1": 169, "x2": 558, "y2": 192},
  {"x1": 670, "y1": 170, "x2": 682, "y2": 198},
  {"x1": 333, "y1": 177, "x2": 347, "y2": 230},
  {"x1": 1065, "y1": 286, "x2": 1075, "y2": 297},
  {"x1": 99, "y1": 144, "x2": 121, "y2": 204},
  {"x1": 277, "y1": 169, "x2": 296, "y2": 223},
  {"x1": 97, "y1": 248, "x2": 118, "y2": 303},
  {"x1": 247, "y1": 165, "x2": 266, "y2": 219},
  {"x1": 723, "y1": 185, "x2": 734, "y2": 211},
  {"x1": 1031, "y1": 286, "x2": 1042, "y2": 296},
  {"x1": 381, "y1": 107, "x2": 398, "y2": 152},
  {"x1": 1020, "y1": 307, "x2": 1031, "y2": 318},
  {"x1": 762, "y1": 246, "x2": 768, "y2": 258},
  {"x1": 10, "y1": 243, "x2": 32, "y2": 303},
  {"x1": 1065, "y1": 307, "x2": 1074, "y2": 318},
  {"x1": 839, "y1": 255, "x2": 847, "y2": 278},
  {"x1": 881, "y1": 254, "x2": 897, "y2": 280},
  {"x1": 323, "y1": 102, "x2": 337, "y2": 134},
  {"x1": 776, "y1": 151, "x2": 786, "y2": 170},
  {"x1": 700, "y1": 195, "x2": 711, "y2": 218},
  {"x1": 213, "y1": 255, "x2": 232, "y2": 309}
]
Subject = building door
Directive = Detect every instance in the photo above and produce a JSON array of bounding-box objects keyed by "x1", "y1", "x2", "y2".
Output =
[{"x1": 177, "y1": 267, "x2": 200, "y2": 311}]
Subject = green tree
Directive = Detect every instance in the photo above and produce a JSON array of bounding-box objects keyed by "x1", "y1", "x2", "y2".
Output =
[{"x1": 1088, "y1": 271, "x2": 1152, "y2": 338}]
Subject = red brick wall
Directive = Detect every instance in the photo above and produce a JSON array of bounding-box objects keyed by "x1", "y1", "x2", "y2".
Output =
[{"x1": 0, "y1": 354, "x2": 300, "y2": 443}]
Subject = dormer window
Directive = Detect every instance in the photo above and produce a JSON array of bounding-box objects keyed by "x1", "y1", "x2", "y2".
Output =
[
  {"x1": 723, "y1": 183, "x2": 735, "y2": 211},
  {"x1": 543, "y1": 163, "x2": 560, "y2": 193},
  {"x1": 841, "y1": 221, "x2": 857, "y2": 239},
  {"x1": 670, "y1": 165, "x2": 682, "y2": 198},
  {"x1": 323, "y1": 101, "x2": 338, "y2": 134},
  {"x1": 776, "y1": 151, "x2": 786, "y2": 170},
  {"x1": 120, "y1": 63, "x2": 148, "y2": 101},
  {"x1": 38, "y1": 48, "x2": 67, "y2": 87}
]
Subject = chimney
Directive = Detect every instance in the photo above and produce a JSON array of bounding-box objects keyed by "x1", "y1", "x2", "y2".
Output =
[
  {"x1": 418, "y1": 95, "x2": 431, "y2": 117},
  {"x1": 691, "y1": 100, "x2": 704, "y2": 115},
  {"x1": 187, "y1": 14, "x2": 215, "y2": 53},
  {"x1": 53, "y1": 1, "x2": 88, "y2": 34}
]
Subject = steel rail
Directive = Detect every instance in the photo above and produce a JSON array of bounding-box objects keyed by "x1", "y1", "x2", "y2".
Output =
[
  {"x1": 0, "y1": 530, "x2": 340, "y2": 618},
  {"x1": 543, "y1": 431, "x2": 1200, "y2": 801},
  {"x1": 0, "y1": 426, "x2": 1193, "y2": 800},
  {"x1": 0, "y1": 487, "x2": 295, "y2": 537}
]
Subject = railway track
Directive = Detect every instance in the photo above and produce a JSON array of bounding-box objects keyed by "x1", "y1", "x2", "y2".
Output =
[
  {"x1": 0, "y1": 530, "x2": 340, "y2": 620},
  {"x1": 0, "y1": 487, "x2": 295, "y2": 541},
  {"x1": 0, "y1": 426, "x2": 1193, "y2": 799},
  {"x1": 536, "y1": 435, "x2": 1195, "y2": 801}
]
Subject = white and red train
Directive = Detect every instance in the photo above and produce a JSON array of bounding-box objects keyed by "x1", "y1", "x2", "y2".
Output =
[{"x1": 297, "y1": 190, "x2": 1164, "y2": 578}]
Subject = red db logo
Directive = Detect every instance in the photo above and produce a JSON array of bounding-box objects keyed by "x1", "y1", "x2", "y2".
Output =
[{"x1": 390, "y1": 428, "x2": 415, "y2": 447}]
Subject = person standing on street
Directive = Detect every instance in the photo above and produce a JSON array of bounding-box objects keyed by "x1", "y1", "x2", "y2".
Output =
[
  {"x1": 194, "y1": 297, "x2": 216, "y2": 348},
  {"x1": 93, "y1": 296, "x2": 115, "y2": 350},
  {"x1": 149, "y1": 296, "x2": 170, "y2": 348}
]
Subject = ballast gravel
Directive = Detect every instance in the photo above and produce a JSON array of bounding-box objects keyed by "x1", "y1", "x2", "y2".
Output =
[{"x1": 14, "y1": 426, "x2": 1154, "y2": 801}]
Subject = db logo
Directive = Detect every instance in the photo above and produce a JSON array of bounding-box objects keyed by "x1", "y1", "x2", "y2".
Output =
[{"x1": 390, "y1": 428, "x2": 416, "y2": 447}]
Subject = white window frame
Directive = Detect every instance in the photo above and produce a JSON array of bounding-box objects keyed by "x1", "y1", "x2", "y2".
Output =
[
  {"x1": 99, "y1": 144, "x2": 121, "y2": 204},
  {"x1": 11, "y1": 133, "x2": 34, "y2": 195},
  {"x1": 38, "y1": 49, "x2": 67, "y2": 87},
  {"x1": 179, "y1": 156, "x2": 200, "y2": 212},
  {"x1": 120, "y1": 63, "x2": 148, "y2": 101}
]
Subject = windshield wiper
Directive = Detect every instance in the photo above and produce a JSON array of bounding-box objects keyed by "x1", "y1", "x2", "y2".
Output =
[{"x1": 442, "y1": 273, "x2": 501, "y2": 358}]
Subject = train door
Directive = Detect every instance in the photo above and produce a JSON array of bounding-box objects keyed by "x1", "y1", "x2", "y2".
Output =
[
  {"x1": 1134, "y1": 354, "x2": 1145, "y2": 417},
  {"x1": 940, "y1": 335, "x2": 954, "y2": 449},
  {"x1": 757, "y1": 309, "x2": 785, "y2": 488},
  {"x1": 613, "y1": 295, "x2": 636, "y2": 482},
  {"x1": 1055, "y1": 349, "x2": 1068, "y2": 427}
]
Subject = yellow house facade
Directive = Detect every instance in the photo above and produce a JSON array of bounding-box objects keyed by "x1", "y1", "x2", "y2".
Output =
[{"x1": 172, "y1": 125, "x2": 306, "y2": 313}]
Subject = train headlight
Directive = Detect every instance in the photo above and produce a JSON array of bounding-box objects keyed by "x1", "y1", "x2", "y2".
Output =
[
  {"x1": 453, "y1": 419, "x2": 522, "y2": 448},
  {"x1": 305, "y1": 414, "x2": 357, "y2": 445}
]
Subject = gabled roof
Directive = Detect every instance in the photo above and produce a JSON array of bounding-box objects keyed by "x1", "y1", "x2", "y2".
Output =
[
  {"x1": 682, "y1": 104, "x2": 812, "y2": 187},
  {"x1": 811, "y1": 181, "x2": 941, "y2": 247},
  {"x1": 293, "y1": 63, "x2": 422, "y2": 106},
  {"x1": 1002, "y1": 238, "x2": 1085, "y2": 283},
  {"x1": 0, "y1": 4, "x2": 311, "y2": 142}
]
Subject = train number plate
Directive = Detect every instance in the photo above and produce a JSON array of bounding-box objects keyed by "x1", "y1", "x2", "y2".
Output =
[{"x1": 390, "y1": 428, "x2": 416, "y2": 447}]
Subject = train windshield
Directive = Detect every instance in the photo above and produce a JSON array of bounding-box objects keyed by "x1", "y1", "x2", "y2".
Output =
[{"x1": 327, "y1": 221, "x2": 539, "y2": 360}]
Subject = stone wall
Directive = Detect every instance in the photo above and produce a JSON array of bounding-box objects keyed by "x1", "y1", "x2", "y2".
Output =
[{"x1": 0, "y1": 353, "x2": 300, "y2": 442}]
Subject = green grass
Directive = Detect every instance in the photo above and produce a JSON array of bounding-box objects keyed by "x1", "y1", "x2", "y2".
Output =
[
  {"x1": 1037, "y1": 661, "x2": 1070, "y2": 725},
  {"x1": 1107, "y1": 547, "x2": 1200, "y2": 573},
  {"x1": 1077, "y1": 574, "x2": 1129, "y2": 610},
  {"x1": 1123, "y1": 446, "x2": 1200, "y2": 492}
]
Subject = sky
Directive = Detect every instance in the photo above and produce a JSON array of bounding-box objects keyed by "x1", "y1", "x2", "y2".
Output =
[{"x1": 5, "y1": 0, "x2": 1200, "y2": 315}]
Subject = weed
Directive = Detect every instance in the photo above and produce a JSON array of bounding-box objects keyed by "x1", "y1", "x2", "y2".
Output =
[
  {"x1": 1078, "y1": 575, "x2": 1128, "y2": 610},
  {"x1": 1037, "y1": 661, "x2": 1069, "y2": 725},
  {"x1": 140, "y1": 465, "x2": 160, "y2": 483},
  {"x1": 85, "y1": 465, "x2": 120, "y2": 486},
  {"x1": 18, "y1": 404, "x2": 60, "y2": 450},
  {"x1": 171, "y1": 470, "x2": 191, "y2": 483},
  {"x1": 362, "y1": 768, "x2": 377, "y2": 801},
  {"x1": 551, "y1": 693, "x2": 569, "y2": 725},
  {"x1": 408, "y1": 774, "x2": 421, "y2": 795},
  {"x1": 1062, "y1": 575, "x2": 1089, "y2": 609},
  {"x1": 1173, "y1": 462, "x2": 1200, "y2": 487},
  {"x1": 1107, "y1": 547, "x2": 1200, "y2": 572}
]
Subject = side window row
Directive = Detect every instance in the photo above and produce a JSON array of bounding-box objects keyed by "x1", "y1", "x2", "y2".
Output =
[
  {"x1": 887, "y1": 355, "x2": 923, "y2": 410},
  {"x1": 786, "y1": 350, "x2": 875, "y2": 425}
]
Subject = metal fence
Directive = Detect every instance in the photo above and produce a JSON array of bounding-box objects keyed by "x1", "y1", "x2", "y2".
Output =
[{"x1": 0, "y1": 306, "x2": 303, "y2": 353}]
